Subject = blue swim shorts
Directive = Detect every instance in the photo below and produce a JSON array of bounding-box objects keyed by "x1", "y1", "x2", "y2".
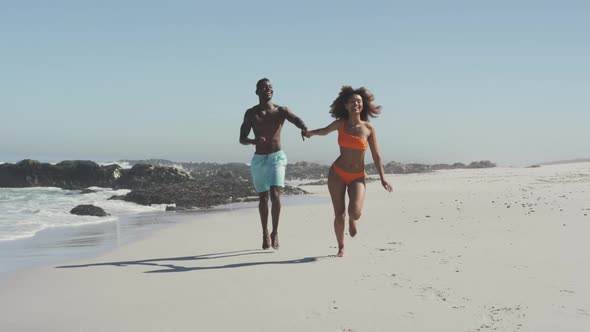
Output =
[{"x1": 250, "y1": 150, "x2": 288, "y2": 193}]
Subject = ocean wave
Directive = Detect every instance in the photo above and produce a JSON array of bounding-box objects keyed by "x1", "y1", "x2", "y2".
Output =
[
  {"x1": 0, "y1": 187, "x2": 166, "y2": 242},
  {"x1": 99, "y1": 161, "x2": 133, "y2": 169}
]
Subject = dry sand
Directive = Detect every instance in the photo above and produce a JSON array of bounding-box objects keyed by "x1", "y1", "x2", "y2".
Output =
[{"x1": 1, "y1": 163, "x2": 589, "y2": 331}]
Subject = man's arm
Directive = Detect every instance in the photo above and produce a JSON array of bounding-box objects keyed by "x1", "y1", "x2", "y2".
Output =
[
  {"x1": 281, "y1": 107, "x2": 307, "y2": 131},
  {"x1": 281, "y1": 106, "x2": 308, "y2": 141},
  {"x1": 239, "y1": 109, "x2": 257, "y2": 145}
]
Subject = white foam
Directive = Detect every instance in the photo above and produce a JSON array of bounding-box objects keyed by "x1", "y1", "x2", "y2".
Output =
[
  {"x1": 0, "y1": 187, "x2": 165, "y2": 242},
  {"x1": 99, "y1": 161, "x2": 133, "y2": 169}
]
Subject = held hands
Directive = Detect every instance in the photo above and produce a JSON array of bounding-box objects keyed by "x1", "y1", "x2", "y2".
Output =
[
  {"x1": 381, "y1": 179, "x2": 393, "y2": 192},
  {"x1": 302, "y1": 130, "x2": 312, "y2": 139}
]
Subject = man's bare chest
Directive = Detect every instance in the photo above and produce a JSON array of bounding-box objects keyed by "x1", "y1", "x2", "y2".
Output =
[{"x1": 252, "y1": 111, "x2": 285, "y2": 128}]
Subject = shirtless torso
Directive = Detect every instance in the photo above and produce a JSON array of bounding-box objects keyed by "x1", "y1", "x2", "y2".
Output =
[{"x1": 240, "y1": 104, "x2": 306, "y2": 155}]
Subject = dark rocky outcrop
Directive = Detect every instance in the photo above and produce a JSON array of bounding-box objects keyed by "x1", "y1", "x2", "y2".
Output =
[
  {"x1": 122, "y1": 171, "x2": 309, "y2": 209},
  {"x1": 365, "y1": 160, "x2": 495, "y2": 175},
  {"x1": 0, "y1": 160, "x2": 121, "y2": 189},
  {"x1": 466, "y1": 160, "x2": 496, "y2": 169},
  {"x1": 1, "y1": 158, "x2": 496, "y2": 209},
  {"x1": 70, "y1": 204, "x2": 109, "y2": 217},
  {"x1": 114, "y1": 164, "x2": 193, "y2": 190},
  {"x1": 122, "y1": 173, "x2": 257, "y2": 208},
  {"x1": 121, "y1": 159, "x2": 497, "y2": 180},
  {"x1": 0, "y1": 160, "x2": 191, "y2": 190},
  {"x1": 305, "y1": 179, "x2": 328, "y2": 186},
  {"x1": 286, "y1": 162, "x2": 329, "y2": 180},
  {"x1": 1, "y1": 159, "x2": 498, "y2": 190},
  {"x1": 121, "y1": 160, "x2": 330, "y2": 181},
  {"x1": 282, "y1": 185, "x2": 309, "y2": 195},
  {"x1": 121, "y1": 159, "x2": 253, "y2": 180},
  {"x1": 0, "y1": 159, "x2": 311, "y2": 209}
]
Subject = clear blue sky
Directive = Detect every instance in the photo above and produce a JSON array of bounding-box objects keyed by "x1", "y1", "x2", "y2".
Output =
[{"x1": 1, "y1": 0, "x2": 588, "y2": 166}]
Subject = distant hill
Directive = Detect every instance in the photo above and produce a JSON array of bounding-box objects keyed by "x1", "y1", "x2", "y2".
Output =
[{"x1": 539, "y1": 158, "x2": 590, "y2": 166}]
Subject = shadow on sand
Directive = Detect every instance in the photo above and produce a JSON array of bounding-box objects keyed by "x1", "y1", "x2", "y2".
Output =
[{"x1": 56, "y1": 249, "x2": 330, "y2": 274}]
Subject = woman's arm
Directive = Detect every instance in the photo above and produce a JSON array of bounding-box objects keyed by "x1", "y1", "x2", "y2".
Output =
[
  {"x1": 304, "y1": 120, "x2": 341, "y2": 138},
  {"x1": 367, "y1": 123, "x2": 393, "y2": 192}
]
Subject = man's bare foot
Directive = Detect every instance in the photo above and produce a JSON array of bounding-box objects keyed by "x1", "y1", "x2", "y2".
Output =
[
  {"x1": 262, "y1": 233, "x2": 271, "y2": 250},
  {"x1": 270, "y1": 232, "x2": 279, "y2": 250},
  {"x1": 349, "y1": 219, "x2": 358, "y2": 237},
  {"x1": 336, "y1": 246, "x2": 344, "y2": 257}
]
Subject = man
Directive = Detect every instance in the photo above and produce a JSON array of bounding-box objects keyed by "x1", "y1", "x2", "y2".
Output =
[{"x1": 239, "y1": 78, "x2": 307, "y2": 250}]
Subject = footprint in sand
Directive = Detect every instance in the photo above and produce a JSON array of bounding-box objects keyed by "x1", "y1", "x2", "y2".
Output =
[
  {"x1": 330, "y1": 299, "x2": 339, "y2": 310},
  {"x1": 402, "y1": 311, "x2": 416, "y2": 319},
  {"x1": 386, "y1": 272, "x2": 412, "y2": 288},
  {"x1": 305, "y1": 310, "x2": 322, "y2": 319},
  {"x1": 415, "y1": 284, "x2": 471, "y2": 310},
  {"x1": 375, "y1": 241, "x2": 403, "y2": 253},
  {"x1": 424, "y1": 249, "x2": 463, "y2": 268},
  {"x1": 419, "y1": 286, "x2": 450, "y2": 302},
  {"x1": 472, "y1": 304, "x2": 527, "y2": 332},
  {"x1": 355, "y1": 273, "x2": 373, "y2": 282},
  {"x1": 512, "y1": 264, "x2": 529, "y2": 271}
]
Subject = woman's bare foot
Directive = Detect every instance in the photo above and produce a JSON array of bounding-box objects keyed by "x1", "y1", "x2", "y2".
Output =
[
  {"x1": 271, "y1": 232, "x2": 279, "y2": 250},
  {"x1": 349, "y1": 219, "x2": 358, "y2": 237},
  {"x1": 262, "y1": 233, "x2": 271, "y2": 250},
  {"x1": 336, "y1": 246, "x2": 344, "y2": 257}
]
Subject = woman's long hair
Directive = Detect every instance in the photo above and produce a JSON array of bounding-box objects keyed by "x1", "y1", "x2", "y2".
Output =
[{"x1": 329, "y1": 86, "x2": 381, "y2": 121}]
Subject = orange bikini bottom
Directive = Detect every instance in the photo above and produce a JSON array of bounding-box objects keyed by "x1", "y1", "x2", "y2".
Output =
[{"x1": 332, "y1": 163, "x2": 366, "y2": 185}]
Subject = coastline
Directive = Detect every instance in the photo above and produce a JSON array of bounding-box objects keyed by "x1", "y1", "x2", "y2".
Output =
[
  {"x1": 0, "y1": 194, "x2": 329, "y2": 281},
  {"x1": 0, "y1": 209, "x2": 184, "y2": 281},
  {"x1": 1, "y1": 164, "x2": 588, "y2": 331}
]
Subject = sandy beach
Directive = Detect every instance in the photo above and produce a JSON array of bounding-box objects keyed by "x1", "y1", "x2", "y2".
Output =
[{"x1": 1, "y1": 163, "x2": 589, "y2": 331}]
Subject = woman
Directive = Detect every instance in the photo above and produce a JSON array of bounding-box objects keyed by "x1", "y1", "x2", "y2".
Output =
[{"x1": 304, "y1": 86, "x2": 393, "y2": 257}]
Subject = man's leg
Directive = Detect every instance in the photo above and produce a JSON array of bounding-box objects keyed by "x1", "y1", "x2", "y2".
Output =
[
  {"x1": 270, "y1": 186, "x2": 281, "y2": 249},
  {"x1": 258, "y1": 191, "x2": 271, "y2": 249}
]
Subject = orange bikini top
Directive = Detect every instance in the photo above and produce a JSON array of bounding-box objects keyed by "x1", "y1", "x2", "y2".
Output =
[{"x1": 338, "y1": 121, "x2": 367, "y2": 151}]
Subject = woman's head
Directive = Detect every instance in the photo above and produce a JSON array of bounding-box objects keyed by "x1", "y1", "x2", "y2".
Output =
[{"x1": 329, "y1": 86, "x2": 381, "y2": 121}]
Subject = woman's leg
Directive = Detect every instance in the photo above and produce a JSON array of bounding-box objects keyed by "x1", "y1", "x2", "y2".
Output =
[
  {"x1": 328, "y1": 166, "x2": 347, "y2": 257},
  {"x1": 347, "y1": 179, "x2": 366, "y2": 237}
]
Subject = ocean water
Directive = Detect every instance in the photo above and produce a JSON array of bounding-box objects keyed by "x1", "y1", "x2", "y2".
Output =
[
  {"x1": 0, "y1": 186, "x2": 175, "y2": 279},
  {"x1": 0, "y1": 187, "x2": 168, "y2": 242},
  {"x1": 0, "y1": 159, "x2": 186, "y2": 242},
  {"x1": 0, "y1": 184, "x2": 329, "y2": 280}
]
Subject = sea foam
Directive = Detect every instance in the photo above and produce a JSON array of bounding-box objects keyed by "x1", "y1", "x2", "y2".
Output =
[{"x1": 0, "y1": 187, "x2": 165, "y2": 241}]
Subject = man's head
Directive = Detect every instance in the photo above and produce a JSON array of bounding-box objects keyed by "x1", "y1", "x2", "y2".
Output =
[{"x1": 256, "y1": 78, "x2": 273, "y2": 102}]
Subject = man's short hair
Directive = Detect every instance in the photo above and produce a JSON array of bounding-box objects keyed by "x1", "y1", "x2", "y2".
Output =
[{"x1": 256, "y1": 78, "x2": 271, "y2": 90}]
